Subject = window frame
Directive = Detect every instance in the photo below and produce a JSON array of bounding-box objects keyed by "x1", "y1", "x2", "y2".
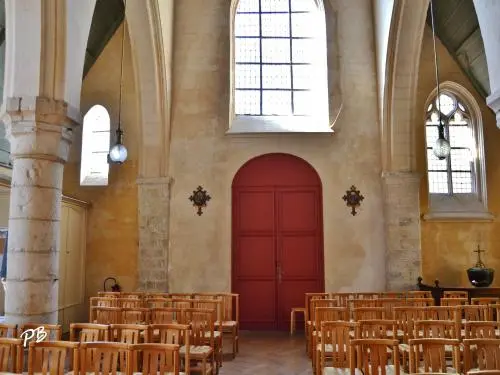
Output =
[
  {"x1": 80, "y1": 104, "x2": 111, "y2": 187},
  {"x1": 228, "y1": 0, "x2": 332, "y2": 134},
  {"x1": 423, "y1": 81, "x2": 492, "y2": 221}
]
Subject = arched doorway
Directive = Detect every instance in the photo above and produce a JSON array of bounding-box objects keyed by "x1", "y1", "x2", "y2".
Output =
[{"x1": 232, "y1": 153, "x2": 324, "y2": 330}]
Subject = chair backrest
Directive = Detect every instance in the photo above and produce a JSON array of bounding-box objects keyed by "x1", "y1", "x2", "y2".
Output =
[
  {"x1": 393, "y1": 306, "x2": 426, "y2": 343},
  {"x1": 464, "y1": 321, "x2": 499, "y2": 339},
  {"x1": 350, "y1": 338, "x2": 400, "y2": 375},
  {"x1": 19, "y1": 323, "x2": 62, "y2": 343},
  {"x1": 350, "y1": 299, "x2": 378, "y2": 310},
  {"x1": 462, "y1": 304, "x2": 491, "y2": 321},
  {"x1": 121, "y1": 308, "x2": 150, "y2": 324},
  {"x1": 80, "y1": 341, "x2": 130, "y2": 375},
  {"x1": 357, "y1": 320, "x2": 397, "y2": 339},
  {"x1": 407, "y1": 291, "x2": 432, "y2": 299},
  {"x1": 97, "y1": 291, "x2": 121, "y2": 298},
  {"x1": 151, "y1": 323, "x2": 190, "y2": 374},
  {"x1": 443, "y1": 291, "x2": 468, "y2": 299},
  {"x1": 184, "y1": 308, "x2": 214, "y2": 347},
  {"x1": 406, "y1": 298, "x2": 434, "y2": 307},
  {"x1": 310, "y1": 299, "x2": 338, "y2": 323},
  {"x1": 145, "y1": 293, "x2": 169, "y2": 299},
  {"x1": 171, "y1": 298, "x2": 192, "y2": 310},
  {"x1": 130, "y1": 343, "x2": 180, "y2": 375},
  {"x1": 408, "y1": 338, "x2": 460, "y2": 373},
  {"x1": 355, "y1": 292, "x2": 379, "y2": 300},
  {"x1": 117, "y1": 298, "x2": 143, "y2": 309},
  {"x1": 0, "y1": 337, "x2": 23, "y2": 373},
  {"x1": 315, "y1": 307, "x2": 348, "y2": 328},
  {"x1": 330, "y1": 293, "x2": 355, "y2": 307},
  {"x1": 90, "y1": 297, "x2": 118, "y2": 308},
  {"x1": 472, "y1": 298, "x2": 500, "y2": 306},
  {"x1": 145, "y1": 298, "x2": 172, "y2": 309},
  {"x1": 69, "y1": 323, "x2": 109, "y2": 342},
  {"x1": 379, "y1": 292, "x2": 405, "y2": 299},
  {"x1": 28, "y1": 340, "x2": 79, "y2": 375},
  {"x1": 305, "y1": 293, "x2": 329, "y2": 321},
  {"x1": 191, "y1": 300, "x2": 220, "y2": 322},
  {"x1": 0, "y1": 324, "x2": 17, "y2": 338},
  {"x1": 440, "y1": 297, "x2": 468, "y2": 307},
  {"x1": 93, "y1": 307, "x2": 122, "y2": 324},
  {"x1": 150, "y1": 308, "x2": 183, "y2": 324},
  {"x1": 110, "y1": 324, "x2": 149, "y2": 344},
  {"x1": 169, "y1": 293, "x2": 192, "y2": 299},
  {"x1": 217, "y1": 293, "x2": 239, "y2": 322},
  {"x1": 352, "y1": 307, "x2": 385, "y2": 321},
  {"x1": 121, "y1": 292, "x2": 144, "y2": 299},
  {"x1": 463, "y1": 338, "x2": 500, "y2": 371},
  {"x1": 377, "y1": 298, "x2": 406, "y2": 318},
  {"x1": 415, "y1": 320, "x2": 457, "y2": 339}
]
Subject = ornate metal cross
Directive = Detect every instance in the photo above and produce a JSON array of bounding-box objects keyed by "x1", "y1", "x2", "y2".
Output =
[
  {"x1": 342, "y1": 185, "x2": 364, "y2": 216},
  {"x1": 473, "y1": 244, "x2": 486, "y2": 268},
  {"x1": 189, "y1": 186, "x2": 211, "y2": 216}
]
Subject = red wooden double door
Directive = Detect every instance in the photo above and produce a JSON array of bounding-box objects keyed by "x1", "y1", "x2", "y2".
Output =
[{"x1": 232, "y1": 153, "x2": 324, "y2": 330}]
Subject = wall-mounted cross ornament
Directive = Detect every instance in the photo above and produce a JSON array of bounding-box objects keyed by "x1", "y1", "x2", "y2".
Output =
[
  {"x1": 189, "y1": 186, "x2": 211, "y2": 216},
  {"x1": 342, "y1": 185, "x2": 364, "y2": 216}
]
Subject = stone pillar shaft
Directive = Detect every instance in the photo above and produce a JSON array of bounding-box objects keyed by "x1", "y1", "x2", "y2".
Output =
[
  {"x1": 382, "y1": 171, "x2": 422, "y2": 291},
  {"x1": 137, "y1": 177, "x2": 171, "y2": 291},
  {"x1": 2, "y1": 96, "x2": 74, "y2": 325}
]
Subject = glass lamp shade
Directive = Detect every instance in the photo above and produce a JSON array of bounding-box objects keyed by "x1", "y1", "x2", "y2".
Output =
[
  {"x1": 433, "y1": 136, "x2": 451, "y2": 160},
  {"x1": 109, "y1": 143, "x2": 128, "y2": 164}
]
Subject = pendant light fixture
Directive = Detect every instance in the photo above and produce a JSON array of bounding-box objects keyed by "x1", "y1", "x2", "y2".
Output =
[
  {"x1": 108, "y1": 1, "x2": 128, "y2": 164},
  {"x1": 430, "y1": 0, "x2": 451, "y2": 160}
]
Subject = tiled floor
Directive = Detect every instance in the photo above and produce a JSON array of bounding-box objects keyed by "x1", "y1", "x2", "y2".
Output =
[{"x1": 220, "y1": 331, "x2": 313, "y2": 375}]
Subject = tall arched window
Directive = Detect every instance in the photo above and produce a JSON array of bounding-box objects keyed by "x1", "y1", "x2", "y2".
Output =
[
  {"x1": 80, "y1": 105, "x2": 111, "y2": 186},
  {"x1": 424, "y1": 83, "x2": 491, "y2": 220},
  {"x1": 230, "y1": 0, "x2": 330, "y2": 133}
]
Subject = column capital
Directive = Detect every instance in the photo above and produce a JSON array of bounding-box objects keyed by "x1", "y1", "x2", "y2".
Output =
[{"x1": 1, "y1": 96, "x2": 78, "y2": 163}]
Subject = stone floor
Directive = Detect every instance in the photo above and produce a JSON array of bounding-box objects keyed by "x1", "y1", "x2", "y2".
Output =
[{"x1": 219, "y1": 331, "x2": 312, "y2": 375}]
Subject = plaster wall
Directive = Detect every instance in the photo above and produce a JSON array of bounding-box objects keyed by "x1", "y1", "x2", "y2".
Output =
[
  {"x1": 62, "y1": 23, "x2": 139, "y2": 299},
  {"x1": 417, "y1": 27, "x2": 500, "y2": 286},
  {"x1": 167, "y1": 0, "x2": 387, "y2": 293}
]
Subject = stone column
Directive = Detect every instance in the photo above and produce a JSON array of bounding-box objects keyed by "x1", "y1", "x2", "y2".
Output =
[
  {"x1": 382, "y1": 171, "x2": 422, "y2": 291},
  {"x1": 2, "y1": 96, "x2": 75, "y2": 325},
  {"x1": 137, "y1": 177, "x2": 171, "y2": 291}
]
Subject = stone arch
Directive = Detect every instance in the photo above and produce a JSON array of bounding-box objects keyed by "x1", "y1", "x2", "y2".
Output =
[{"x1": 125, "y1": 0, "x2": 171, "y2": 179}]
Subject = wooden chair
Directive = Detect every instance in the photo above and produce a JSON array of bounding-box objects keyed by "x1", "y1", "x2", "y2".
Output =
[
  {"x1": 444, "y1": 291, "x2": 468, "y2": 299},
  {"x1": 215, "y1": 293, "x2": 239, "y2": 358},
  {"x1": 407, "y1": 291, "x2": 432, "y2": 298},
  {"x1": 145, "y1": 292, "x2": 170, "y2": 299},
  {"x1": 463, "y1": 338, "x2": 500, "y2": 372},
  {"x1": 380, "y1": 291, "x2": 405, "y2": 299},
  {"x1": 28, "y1": 340, "x2": 79, "y2": 375},
  {"x1": 153, "y1": 324, "x2": 190, "y2": 374},
  {"x1": 415, "y1": 320, "x2": 458, "y2": 340},
  {"x1": 377, "y1": 298, "x2": 406, "y2": 318},
  {"x1": 394, "y1": 307, "x2": 426, "y2": 372},
  {"x1": 355, "y1": 292, "x2": 380, "y2": 300},
  {"x1": 350, "y1": 299, "x2": 378, "y2": 309},
  {"x1": 305, "y1": 294, "x2": 332, "y2": 356},
  {"x1": 131, "y1": 343, "x2": 180, "y2": 375},
  {"x1": 311, "y1": 307, "x2": 348, "y2": 372},
  {"x1": 69, "y1": 323, "x2": 109, "y2": 342},
  {"x1": 352, "y1": 307, "x2": 385, "y2": 321},
  {"x1": 464, "y1": 321, "x2": 499, "y2": 339},
  {"x1": 349, "y1": 338, "x2": 400, "y2": 375},
  {"x1": 90, "y1": 296, "x2": 119, "y2": 308},
  {"x1": 408, "y1": 338, "x2": 460, "y2": 373},
  {"x1": 121, "y1": 308, "x2": 150, "y2": 324},
  {"x1": 92, "y1": 306, "x2": 122, "y2": 324},
  {"x1": 80, "y1": 341, "x2": 131, "y2": 375},
  {"x1": 317, "y1": 321, "x2": 355, "y2": 375},
  {"x1": 110, "y1": 324, "x2": 149, "y2": 344},
  {"x1": 121, "y1": 292, "x2": 145, "y2": 299},
  {"x1": 18, "y1": 323, "x2": 61, "y2": 343},
  {"x1": 169, "y1": 293, "x2": 192, "y2": 299},
  {"x1": 182, "y1": 309, "x2": 214, "y2": 375},
  {"x1": 330, "y1": 292, "x2": 355, "y2": 308},
  {"x1": 489, "y1": 304, "x2": 500, "y2": 322},
  {"x1": 0, "y1": 337, "x2": 23, "y2": 374},
  {"x1": 0, "y1": 324, "x2": 17, "y2": 338}
]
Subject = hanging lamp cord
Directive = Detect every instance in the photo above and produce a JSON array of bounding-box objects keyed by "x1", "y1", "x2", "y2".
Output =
[
  {"x1": 116, "y1": 0, "x2": 126, "y2": 139},
  {"x1": 430, "y1": 0, "x2": 444, "y2": 137}
]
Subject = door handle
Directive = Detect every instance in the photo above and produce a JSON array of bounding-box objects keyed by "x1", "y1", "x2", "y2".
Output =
[{"x1": 277, "y1": 264, "x2": 282, "y2": 284}]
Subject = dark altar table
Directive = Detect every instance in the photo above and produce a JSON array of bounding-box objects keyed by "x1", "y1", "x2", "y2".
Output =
[{"x1": 417, "y1": 277, "x2": 500, "y2": 305}]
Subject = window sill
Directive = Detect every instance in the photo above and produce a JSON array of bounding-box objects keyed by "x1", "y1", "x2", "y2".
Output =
[
  {"x1": 423, "y1": 211, "x2": 494, "y2": 222},
  {"x1": 227, "y1": 115, "x2": 334, "y2": 134}
]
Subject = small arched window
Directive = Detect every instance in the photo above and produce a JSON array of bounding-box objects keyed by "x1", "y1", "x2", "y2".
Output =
[
  {"x1": 80, "y1": 105, "x2": 111, "y2": 186},
  {"x1": 424, "y1": 83, "x2": 491, "y2": 220},
  {"x1": 230, "y1": 0, "x2": 330, "y2": 133}
]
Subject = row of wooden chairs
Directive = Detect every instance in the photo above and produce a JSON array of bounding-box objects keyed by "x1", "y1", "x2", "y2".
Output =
[
  {"x1": 97, "y1": 291, "x2": 234, "y2": 300},
  {"x1": 0, "y1": 339, "x2": 186, "y2": 375}
]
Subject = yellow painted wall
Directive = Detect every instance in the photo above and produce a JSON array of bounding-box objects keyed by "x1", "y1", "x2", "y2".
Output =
[
  {"x1": 62, "y1": 22, "x2": 139, "y2": 299},
  {"x1": 417, "y1": 27, "x2": 500, "y2": 286}
]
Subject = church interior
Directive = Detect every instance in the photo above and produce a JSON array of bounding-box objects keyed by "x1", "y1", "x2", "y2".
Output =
[{"x1": 0, "y1": 0, "x2": 499, "y2": 373}]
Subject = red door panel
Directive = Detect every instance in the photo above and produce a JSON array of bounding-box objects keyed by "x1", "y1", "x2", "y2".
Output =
[{"x1": 232, "y1": 154, "x2": 324, "y2": 331}]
